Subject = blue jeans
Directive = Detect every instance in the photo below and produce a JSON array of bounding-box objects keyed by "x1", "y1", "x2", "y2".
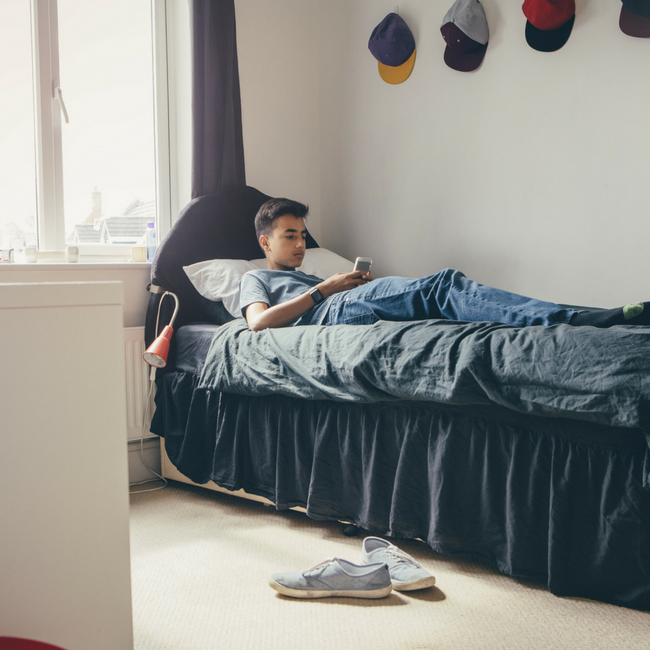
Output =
[{"x1": 315, "y1": 269, "x2": 577, "y2": 327}]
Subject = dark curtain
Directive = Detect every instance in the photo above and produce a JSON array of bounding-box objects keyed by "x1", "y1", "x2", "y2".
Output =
[{"x1": 191, "y1": 0, "x2": 246, "y2": 198}]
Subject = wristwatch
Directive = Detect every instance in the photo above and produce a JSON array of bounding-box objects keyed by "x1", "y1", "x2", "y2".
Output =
[{"x1": 309, "y1": 287, "x2": 325, "y2": 305}]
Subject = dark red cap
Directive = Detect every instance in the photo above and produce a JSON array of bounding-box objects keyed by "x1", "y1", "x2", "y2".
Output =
[
  {"x1": 441, "y1": 23, "x2": 488, "y2": 72},
  {"x1": 620, "y1": 0, "x2": 650, "y2": 38}
]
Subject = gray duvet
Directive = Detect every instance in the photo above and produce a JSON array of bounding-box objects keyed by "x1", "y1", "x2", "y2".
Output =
[{"x1": 198, "y1": 318, "x2": 650, "y2": 432}]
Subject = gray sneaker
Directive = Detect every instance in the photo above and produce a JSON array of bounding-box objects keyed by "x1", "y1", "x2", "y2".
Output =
[
  {"x1": 361, "y1": 537, "x2": 436, "y2": 591},
  {"x1": 269, "y1": 557, "x2": 392, "y2": 599}
]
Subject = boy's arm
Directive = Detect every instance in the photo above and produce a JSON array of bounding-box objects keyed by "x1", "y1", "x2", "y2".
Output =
[
  {"x1": 245, "y1": 271, "x2": 372, "y2": 332},
  {"x1": 245, "y1": 293, "x2": 319, "y2": 331}
]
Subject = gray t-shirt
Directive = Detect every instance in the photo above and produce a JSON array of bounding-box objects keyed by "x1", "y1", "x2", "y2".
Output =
[{"x1": 239, "y1": 269, "x2": 333, "y2": 326}]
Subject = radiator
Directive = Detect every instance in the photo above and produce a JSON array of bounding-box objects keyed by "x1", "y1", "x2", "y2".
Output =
[{"x1": 123, "y1": 326, "x2": 155, "y2": 440}]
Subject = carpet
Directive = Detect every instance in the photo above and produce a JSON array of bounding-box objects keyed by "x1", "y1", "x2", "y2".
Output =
[{"x1": 129, "y1": 482, "x2": 650, "y2": 650}]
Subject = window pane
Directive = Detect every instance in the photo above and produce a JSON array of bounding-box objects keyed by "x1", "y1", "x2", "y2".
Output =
[
  {"x1": 0, "y1": 1, "x2": 38, "y2": 253},
  {"x1": 58, "y1": 0, "x2": 157, "y2": 247}
]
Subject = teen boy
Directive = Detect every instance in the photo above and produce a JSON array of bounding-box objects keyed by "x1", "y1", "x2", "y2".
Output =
[{"x1": 240, "y1": 198, "x2": 649, "y2": 333}]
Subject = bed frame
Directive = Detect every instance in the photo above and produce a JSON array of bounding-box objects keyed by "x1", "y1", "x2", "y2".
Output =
[{"x1": 160, "y1": 439, "x2": 295, "y2": 508}]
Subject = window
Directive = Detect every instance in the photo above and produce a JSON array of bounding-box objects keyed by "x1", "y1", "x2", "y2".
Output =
[
  {"x1": 0, "y1": 1, "x2": 38, "y2": 253},
  {"x1": 0, "y1": 0, "x2": 169, "y2": 260}
]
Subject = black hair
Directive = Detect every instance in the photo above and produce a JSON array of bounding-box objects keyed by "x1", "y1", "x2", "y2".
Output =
[{"x1": 254, "y1": 198, "x2": 309, "y2": 240}]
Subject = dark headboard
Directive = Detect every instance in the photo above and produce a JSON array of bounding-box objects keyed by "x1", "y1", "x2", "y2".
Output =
[{"x1": 145, "y1": 185, "x2": 319, "y2": 345}]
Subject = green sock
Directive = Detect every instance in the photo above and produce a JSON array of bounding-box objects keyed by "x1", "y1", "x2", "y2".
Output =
[
  {"x1": 623, "y1": 302, "x2": 644, "y2": 320},
  {"x1": 570, "y1": 301, "x2": 650, "y2": 327}
]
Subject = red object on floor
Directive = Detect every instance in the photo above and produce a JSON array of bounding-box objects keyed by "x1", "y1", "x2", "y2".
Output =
[{"x1": 0, "y1": 638, "x2": 67, "y2": 650}]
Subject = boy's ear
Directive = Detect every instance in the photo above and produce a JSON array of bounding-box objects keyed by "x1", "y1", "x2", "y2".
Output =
[{"x1": 259, "y1": 234, "x2": 269, "y2": 252}]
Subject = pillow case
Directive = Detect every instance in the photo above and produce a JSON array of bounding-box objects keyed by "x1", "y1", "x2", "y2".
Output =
[
  {"x1": 183, "y1": 248, "x2": 354, "y2": 318},
  {"x1": 299, "y1": 248, "x2": 354, "y2": 279},
  {"x1": 183, "y1": 258, "x2": 266, "y2": 318}
]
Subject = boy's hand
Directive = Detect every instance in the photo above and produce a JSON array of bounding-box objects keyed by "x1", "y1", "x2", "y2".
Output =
[{"x1": 318, "y1": 270, "x2": 373, "y2": 298}]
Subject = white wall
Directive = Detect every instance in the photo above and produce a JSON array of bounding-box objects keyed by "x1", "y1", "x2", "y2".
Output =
[
  {"x1": 125, "y1": 0, "x2": 650, "y2": 310},
  {"x1": 235, "y1": 0, "x2": 322, "y2": 241},
  {"x1": 167, "y1": 0, "x2": 323, "y2": 239},
  {"x1": 312, "y1": 0, "x2": 650, "y2": 308}
]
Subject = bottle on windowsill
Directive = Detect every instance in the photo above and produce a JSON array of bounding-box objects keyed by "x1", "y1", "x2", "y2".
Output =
[{"x1": 146, "y1": 222, "x2": 157, "y2": 262}]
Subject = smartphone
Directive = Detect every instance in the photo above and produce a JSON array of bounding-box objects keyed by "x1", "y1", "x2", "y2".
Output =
[{"x1": 353, "y1": 257, "x2": 372, "y2": 273}]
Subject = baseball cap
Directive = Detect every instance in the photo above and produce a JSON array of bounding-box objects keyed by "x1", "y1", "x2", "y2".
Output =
[
  {"x1": 440, "y1": 0, "x2": 489, "y2": 72},
  {"x1": 523, "y1": 0, "x2": 575, "y2": 52},
  {"x1": 368, "y1": 12, "x2": 417, "y2": 84},
  {"x1": 620, "y1": 0, "x2": 650, "y2": 37}
]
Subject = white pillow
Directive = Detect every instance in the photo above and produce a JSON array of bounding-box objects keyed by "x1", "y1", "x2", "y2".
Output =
[
  {"x1": 298, "y1": 248, "x2": 354, "y2": 278},
  {"x1": 183, "y1": 258, "x2": 266, "y2": 317},
  {"x1": 183, "y1": 248, "x2": 354, "y2": 318}
]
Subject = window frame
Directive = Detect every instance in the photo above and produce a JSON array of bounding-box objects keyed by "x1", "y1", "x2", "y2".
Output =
[{"x1": 29, "y1": 0, "x2": 172, "y2": 259}]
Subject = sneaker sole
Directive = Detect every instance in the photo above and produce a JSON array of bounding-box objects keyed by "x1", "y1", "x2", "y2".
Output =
[
  {"x1": 392, "y1": 575, "x2": 437, "y2": 591},
  {"x1": 269, "y1": 580, "x2": 392, "y2": 599}
]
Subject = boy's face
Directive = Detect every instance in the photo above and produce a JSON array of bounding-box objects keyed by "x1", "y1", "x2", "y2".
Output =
[{"x1": 260, "y1": 214, "x2": 307, "y2": 270}]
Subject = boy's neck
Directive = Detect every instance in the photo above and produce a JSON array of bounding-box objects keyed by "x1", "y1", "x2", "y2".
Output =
[{"x1": 266, "y1": 258, "x2": 299, "y2": 271}]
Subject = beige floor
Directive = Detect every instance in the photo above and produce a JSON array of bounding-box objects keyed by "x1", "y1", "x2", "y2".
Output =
[{"x1": 129, "y1": 482, "x2": 650, "y2": 650}]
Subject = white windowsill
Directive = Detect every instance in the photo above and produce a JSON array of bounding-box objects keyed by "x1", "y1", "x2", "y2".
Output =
[{"x1": 0, "y1": 262, "x2": 151, "y2": 271}]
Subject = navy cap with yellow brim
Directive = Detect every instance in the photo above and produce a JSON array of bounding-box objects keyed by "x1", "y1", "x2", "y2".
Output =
[
  {"x1": 378, "y1": 49, "x2": 417, "y2": 84},
  {"x1": 368, "y1": 12, "x2": 417, "y2": 84}
]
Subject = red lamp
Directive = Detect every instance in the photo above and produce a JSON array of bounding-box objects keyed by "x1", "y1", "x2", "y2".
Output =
[{"x1": 143, "y1": 291, "x2": 179, "y2": 368}]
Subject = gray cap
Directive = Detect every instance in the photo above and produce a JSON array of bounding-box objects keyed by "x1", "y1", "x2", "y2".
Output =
[
  {"x1": 442, "y1": 0, "x2": 489, "y2": 46},
  {"x1": 441, "y1": 0, "x2": 489, "y2": 72}
]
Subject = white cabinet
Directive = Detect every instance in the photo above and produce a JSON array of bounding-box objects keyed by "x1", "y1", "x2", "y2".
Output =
[{"x1": 0, "y1": 282, "x2": 133, "y2": 650}]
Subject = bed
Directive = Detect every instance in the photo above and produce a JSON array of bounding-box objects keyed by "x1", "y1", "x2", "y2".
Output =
[{"x1": 147, "y1": 184, "x2": 650, "y2": 610}]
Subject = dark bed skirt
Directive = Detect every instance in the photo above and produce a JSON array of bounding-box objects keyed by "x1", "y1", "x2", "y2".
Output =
[{"x1": 152, "y1": 370, "x2": 650, "y2": 610}]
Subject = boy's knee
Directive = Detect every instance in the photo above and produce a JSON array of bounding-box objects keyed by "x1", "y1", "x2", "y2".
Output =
[{"x1": 437, "y1": 268, "x2": 465, "y2": 282}]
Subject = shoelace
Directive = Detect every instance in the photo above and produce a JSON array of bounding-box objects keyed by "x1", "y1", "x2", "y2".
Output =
[
  {"x1": 301, "y1": 557, "x2": 336, "y2": 576},
  {"x1": 383, "y1": 545, "x2": 421, "y2": 568}
]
